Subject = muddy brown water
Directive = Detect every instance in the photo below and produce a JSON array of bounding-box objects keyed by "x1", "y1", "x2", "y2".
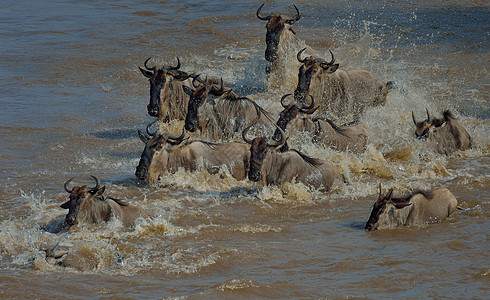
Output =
[{"x1": 0, "y1": 0, "x2": 488, "y2": 298}]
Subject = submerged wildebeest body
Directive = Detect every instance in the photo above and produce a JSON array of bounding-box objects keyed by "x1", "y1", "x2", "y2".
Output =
[
  {"x1": 243, "y1": 124, "x2": 342, "y2": 192},
  {"x1": 139, "y1": 57, "x2": 194, "y2": 122},
  {"x1": 136, "y1": 122, "x2": 250, "y2": 184},
  {"x1": 365, "y1": 185, "x2": 458, "y2": 231},
  {"x1": 273, "y1": 94, "x2": 368, "y2": 154},
  {"x1": 256, "y1": 3, "x2": 316, "y2": 88},
  {"x1": 412, "y1": 109, "x2": 471, "y2": 155},
  {"x1": 294, "y1": 48, "x2": 394, "y2": 124},
  {"x1": 61, "y1": 176, "x2": 152, "y2": 228},
  {"x1": 183, "y1": 76, "x2": 275, "y2": 142}
]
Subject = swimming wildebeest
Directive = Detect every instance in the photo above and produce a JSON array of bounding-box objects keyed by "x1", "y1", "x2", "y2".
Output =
[
  {"x1": 256, "y1": 3, "x2": 316, "y2": 88},
  {"x1": 273, "y1": 94, "x2": 368, "y2": 154},
  {"x1": 294, "y1": 48, "x2": 395, "y2": 123},
  {"x1": 183, "y1": 75, "x2": 275, "y2": 141},
  {"x1": 139, "y1": 57, "x2": 194, "y2": 122},
  {"x1": 61, "y1": 176, "x2": 152, "y2": 228},
  {"x1": 136, "y1": 122, "x2": 250, "y2": 183},
  {"x1": 242, "y1": 123, "x2": 343, "y2": 192},
  {"x1": 412, "y1": 109, "x2": 471, "y2": 155},
  {"x1": 365, "y1": 185, "x2": 458, "y2": 231}
]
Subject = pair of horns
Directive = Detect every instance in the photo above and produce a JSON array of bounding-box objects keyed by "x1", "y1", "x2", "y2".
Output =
[
  {"x1": 242, "y1": 123, "x2": 286, "y2": 148},
  {"x1": 256, "y1": 3, "x2": 301, "y2": 24},
  {"x1": 297, "y1": 48, "x2": 335, "y2": 67},
  {"x1": 64, "y1": 175, "x2": 101, "y2": 193},
  {"x1": 144, "y1": 120, "x2": 186, "y2": 144},
  {"x1": 280, "y1": 94, "x2": 317, "y2": 114},
  {"x1": 192, "y1": 75, "x2": 225, "y2": 95},
  {"x1": 143, "y1": 57, "x2": 181, "y2": 72},
  {"x1": 412, "y1": 108, "x2": 431, "y2": 125}
]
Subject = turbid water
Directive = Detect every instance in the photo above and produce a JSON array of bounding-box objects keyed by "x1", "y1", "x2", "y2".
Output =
[{"x1": 0, "y1": 0, "x2": 488, "y2": 298}]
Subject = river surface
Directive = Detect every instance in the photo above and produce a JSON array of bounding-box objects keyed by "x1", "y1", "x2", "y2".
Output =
[{"x1": 0, "y1": 0, "x2": 488, "y2": 299}]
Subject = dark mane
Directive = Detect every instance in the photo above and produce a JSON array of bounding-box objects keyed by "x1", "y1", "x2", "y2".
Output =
[
  {"x1": 105, "y1": 196, "x2": 129, "y2": 207},
  {"x1": 443, "y1": 110, "x2": 454, "y2": 121},
  {"x1": 225, "y1": 94, "x2": 276, "y2": 123},
  {"x1": 394, "y1": 190, "x2": 434, "y2": 202},
  {"x1": 184, "y1": 139, "x2": 220, "y2": 149},
  {"x1": 288, "y1": 149, "x2": 323, "y2": 167}
]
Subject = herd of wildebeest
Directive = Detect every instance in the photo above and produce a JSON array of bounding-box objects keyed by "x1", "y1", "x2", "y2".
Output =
[{"x1": 43, "y1": 3, "x2": 472, "y2": 268}]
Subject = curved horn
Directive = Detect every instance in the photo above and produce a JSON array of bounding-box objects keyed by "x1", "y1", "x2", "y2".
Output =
[
  {"x1": 286, "y1": 4, "x2": 301, "y2": 24},
  {"x1": 412, "y1": 111, "x2": 417, "y2": 125},
  {"x1": 166, "y1": 126, "x2": 186, "y2": 145},
  {"x1": 297, "y1": 48, "x2": 308, "y2": 63},
  {"x1": 192, "y1": 74, "x2": 203, "y2": 88},
  {"x1": 426, "y1": 108, "x2": 431, "y2": 123},
  {"x1": 300, "y1": 95, "x2": 316, "y2": 113},
  {"x1": 144, "y1": 57, "x2": 157, "y2": 71},
  {"x1": 378, "y1": 183, "x2": 382, "y2": 196},
  {"x1": 328, "y1": 50, "x2": 335, "y2": 64},
  {"x1": 146, "y1": 120, "x2": 158, "y2": 137},
  {"x1": 242, "y1": 124, "x2": 255, "y2": 145},
  {"x1": 90, "y1": 175, "x2": 101, "y2": 192},
  {"x1": 211, "y1": 77, "x2": 225, "y2": 95},
  {"x1": 168, "y1": 57, "x2": 181, "y2": 70},
  {"x1": 64, "y1": 177, "x2": 74, "y2": 193},
  {"x1": 256, "y1": 3, "x2": 272, "y2": 21},
  {"x1": 268, "y1": 123, "x2": 287, "y2": 148},
  {"x1": 280, "y1": 94, "x2": 293, "y2": 108}
]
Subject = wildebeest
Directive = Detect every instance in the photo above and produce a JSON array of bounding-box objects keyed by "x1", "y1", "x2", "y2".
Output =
[
  {"x1": 294, "y1": 48, "x2": 394, "y2": 123},
  {"x1": 61, "y1": 176, "x2": 152, "y2": 228},
  {"x1": 273, "y1": 94, "x2": 368, "y2": 154},
  {"x1": 412, "y1": 109, "x2": 471, "y2": 155},
  {"x1": 256, "y1": 3, "x2": 316, "y2": 88},
  {"x1": 182, "y1": 76, "x2": 275, "y2": 142},
  {"x1": 136, "y1": 122, "x2": 251, "y2": 183},
  {"x1": 365, "y1": 185, "x2": 458, "y2": 231},
  {"x1": 139, "y1": 57, "x2": 194, "y2": 122},
  {"x1": 242, "y1": 124, "x2": 343, "y2": 192}
]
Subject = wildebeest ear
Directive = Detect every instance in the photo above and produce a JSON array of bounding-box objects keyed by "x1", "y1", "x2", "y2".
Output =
[
  {"x1": 138, "y1": 130, "x2": 149, "y2": 143},
  {"x1": 93, "y1": 186, "x2": 106, "y2": 196},
  {"x1": 139, "y1": 67, "x2": 153, "y2": 78},
  {"x1": 182, "y1": 86, "x2": 194, "y2": 96},
  {"x1": 60, "y1": 201, "x2": 70, "y2": 209},
  {"x1": 322, "y1": 64, "x2": 339, "y2": 73}
]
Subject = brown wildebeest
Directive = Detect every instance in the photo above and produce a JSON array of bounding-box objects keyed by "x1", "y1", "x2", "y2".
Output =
[
  {"x1": 135, "y1": 122, "x2": 250, "y2": 184},
  {"x1": 139, "y1": 57, "x2": 194, "y2": 122},
  {"x1": 256, "y1": 3, "x2": 316, "y2": 88},
  {"x1": 294, "y1": 48, "x2": 395, "y2": 123},
  {"x1": 242, "y1": 124, "x2": 343, "y2": 192},
  {"x1": 61, "y1": 176, "x2": 152, "y2": 228},
  {"x1": 272, "y1": 94, "x2": 368, "y2": 154},
  {"x1": 365, "y1": 185, "x2": 458, "y2": 231},
  {"x1": 412, "y1": 109, "x2": 471, "y2": 155},
  {"x1": 182, "y1": 75, "x2": 275, "y2": 142}
]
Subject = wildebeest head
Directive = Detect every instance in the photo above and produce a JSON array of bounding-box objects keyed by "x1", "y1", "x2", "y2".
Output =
[
  {"x1": 139, "y1": 57, "x2": 190, "y2": 118},
  {"x1": 412, "y1": 108, "x2": 444, "y2": 140},
  {"x1": 183, "y1": 76, "x2": 225, "y2": 132},
  {"x1": 294, "y1": 48, "x2": 339, "y2": 102},
  {"x1": 60, "y1": 176, "x2": 106, "y2": 226},
  {"x1": 272, "y1": 93, "x2": 317, "y2": 142},
  {"x1": 257, "y1": 3, "x2": 301, "y2": 62},
  {"x1": 243, "y1": 123, "x2": 287, "y2": 182},
  {"x1": 365, "y1": 185, "x2": 413, "y2": 231},
  {"x1": 135, "y1": 121, "x2": 186, "y2": 182}
]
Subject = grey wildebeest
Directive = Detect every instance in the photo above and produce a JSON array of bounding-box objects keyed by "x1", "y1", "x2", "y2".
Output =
[
  {"x1": 61, "y1": 176, "x2": 152, "y2": 228},
  {"x1": 139, "y1": 57, "x2": 194, "y2": 122},
  {"x1": 182, "y1": 76, "x2": 275, "y2": 142},
  {"x1": 242, "y1": 124, "x2": 343, "y2": 192},
  {"x1": 412, "y1": 109, "x2": 471, "y2": 155},
  {"x1": 294, "y1": 48, "x2": 395, "y2": 124},
  {"x1": 273, "y1": 94, "x2": 368, "y2": 154},
  {"x1": 136, "y1": 122, "x2": 250, "y2": 184},
  {"x1": 365, "y1": 185, "x2": 458, "y2": 231},
  {"x1": 256, "y1": 3, "x2": 316, "y2": 88}
]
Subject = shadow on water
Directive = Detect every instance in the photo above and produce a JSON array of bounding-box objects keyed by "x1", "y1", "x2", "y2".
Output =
[
  {"x1": 88, "y1": 129, "x2": 137, "y2": 140},
  {"x1": 344, "y1": 220, "x2": 367, "y2": 231}
]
